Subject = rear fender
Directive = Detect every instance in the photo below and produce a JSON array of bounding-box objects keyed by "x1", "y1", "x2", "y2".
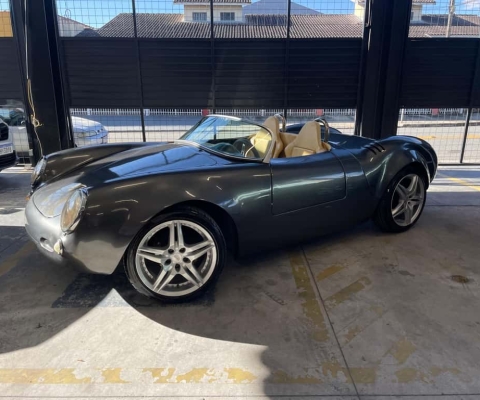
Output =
[{"x1": 363, "y1": 138, "x2": 435, "y2": 199}]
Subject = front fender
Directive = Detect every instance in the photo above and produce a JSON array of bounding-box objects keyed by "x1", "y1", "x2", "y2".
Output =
[{"x1": 68, "y1": 163, "x2": 272, "y2": 274}]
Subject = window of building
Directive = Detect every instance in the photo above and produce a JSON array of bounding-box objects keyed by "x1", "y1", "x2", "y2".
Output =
[
  {"x1": 220, "y1": 12, "x2": 235, "y2": 22},
  {"x1": 193, "y1": 12, "x2": 207, "y2": 22}
]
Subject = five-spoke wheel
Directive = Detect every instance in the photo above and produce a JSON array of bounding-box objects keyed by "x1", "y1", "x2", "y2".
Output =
[
  {"x1": 391, "y1": 174, "x2": 425, "y2": 227},
  {"x1": 125, "y1": 207, "x2": 226, "y2": 302},
  {"x1": 374, "y1": 166, "x2": 427, "y2": 232}
]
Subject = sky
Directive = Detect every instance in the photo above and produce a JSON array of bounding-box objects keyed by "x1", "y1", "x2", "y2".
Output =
[{"x1": 1, "y1": 0, "x2": 480, "y2": 27}]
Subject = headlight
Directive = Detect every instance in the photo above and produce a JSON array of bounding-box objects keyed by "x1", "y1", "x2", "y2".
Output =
[
  {"x1": 31, "y1": 157, "x2": 47, "y2": 185},
  {"x1": 61, "y1": 189, "x2": 87, "y2": 233},
  {"x1": 76, "y1": 130, "x2": 97, "y2": 138}
]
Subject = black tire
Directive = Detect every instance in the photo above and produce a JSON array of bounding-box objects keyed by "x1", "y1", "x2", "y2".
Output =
[
  {"x1": 125, "y1": 206, "x2": 226, "y2": 303},
  {"x1": 374, "y1": 165, "x2": 427, "y2": 233}
]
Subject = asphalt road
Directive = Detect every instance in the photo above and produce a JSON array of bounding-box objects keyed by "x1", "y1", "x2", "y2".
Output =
[{"x1": 75, "y1": 115, "x2": 480, "y2": 163}]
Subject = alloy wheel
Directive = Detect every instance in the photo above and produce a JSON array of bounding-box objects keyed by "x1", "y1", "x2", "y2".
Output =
[
  {"x1": 391, "y1": 173, "x2": 425, "y2": 227},
  {"x1": 135, "y1": 220, "x2": 217, "y2": 297}
]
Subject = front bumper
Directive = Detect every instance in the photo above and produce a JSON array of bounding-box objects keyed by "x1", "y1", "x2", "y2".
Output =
[
  {"x1": 25, "y1": 199, "x2": 100, "y2": 273},
  {"x1": 0, "y1": 150, "x2": 18, "y2": 171},
  {"x1": 75, "y1": 131, "x2": 109, "y2": 147}
]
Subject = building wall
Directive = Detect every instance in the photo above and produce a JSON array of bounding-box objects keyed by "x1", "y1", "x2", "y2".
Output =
[
  {"x1": 184, "y1": 5, "x2": 244, "y2": 22},
  {"x1": 354, "y1": 2, "x2": 423, "y2": 22},
  {"x1": 353, "y1": 2, "x2": 365, "y2": 19},
  {"x1": 58, "y1": 19, "x2": 90, "y2": 37},
  {"x1": 411, "y1": 5, "x2": 423, "y2": 23},
  {"x1": 0, "y1": 12, "x2": 13, "y2": 37}
]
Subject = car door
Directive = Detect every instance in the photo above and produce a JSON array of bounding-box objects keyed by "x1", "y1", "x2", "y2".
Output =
[{"x1": 270, "y1": 150, "x2": 346, "y2": 215}]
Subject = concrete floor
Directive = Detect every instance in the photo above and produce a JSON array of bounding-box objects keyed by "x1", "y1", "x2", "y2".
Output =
[{"x1": 0, "y1": 166, "x2": 479, "y2": 400}]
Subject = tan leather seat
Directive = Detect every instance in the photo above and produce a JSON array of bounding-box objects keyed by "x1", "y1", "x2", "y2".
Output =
[
  {"x1": 284, "y1": 121, "x2": 331, "y2": 157},
  {"x1": 261, "y1": 116, "x2": 283, "y2": 158}
]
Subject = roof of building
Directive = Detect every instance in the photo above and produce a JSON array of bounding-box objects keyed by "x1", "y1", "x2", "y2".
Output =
[
  {"x1": 409, "y1": 14, "x2": 480, "y2": 37},
  {"x1": 58, "y1": 15, "x2": 92, "y2": 28},
  {"x1": 356, "y1": 0, "x2": 435, "y2": 4},
  {"x1": 173, "y1": 0, "x2": 251, "y2": 3},
  {"x1": 76, "y1": 11, "x2": 480, "y2": 40},
  {"x1": 243, "y1": 0, "x2": 321, "y2": 16},
  {"x1": 76, "y1": 13, "x2": 362, "y2": 39}
]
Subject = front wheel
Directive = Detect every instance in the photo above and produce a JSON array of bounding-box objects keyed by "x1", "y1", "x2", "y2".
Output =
[
  {"x1": 374, "y1": 166, "x2": 427, "y2": 233},
  {"x1": 125, "y1": 207, "x2": 226, "y2": 302}
]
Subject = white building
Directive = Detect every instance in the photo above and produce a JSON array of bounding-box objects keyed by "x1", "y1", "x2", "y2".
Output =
[
  {"x1": 352, "y1": 0, "x2": 436, "y2": 23},
  {"x1": 174, "y1": 0, "x2": 251, "y2": 23}
]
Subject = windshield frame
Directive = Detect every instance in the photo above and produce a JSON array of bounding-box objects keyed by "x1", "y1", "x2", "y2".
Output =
[{"x1": 177, "y1": 115, "x2": 274, "y2": 163}]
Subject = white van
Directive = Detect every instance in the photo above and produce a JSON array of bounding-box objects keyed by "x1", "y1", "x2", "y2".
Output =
[{"x1": 0, "y1": 118, "x2": 17, "y2": 171}]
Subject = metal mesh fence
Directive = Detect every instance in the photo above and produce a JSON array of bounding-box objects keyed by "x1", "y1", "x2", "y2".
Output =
[
  {"x1": 408, "y1": 0, "x2": 480, "y2": 38},
  {"x1": 55, "y1": 0, "x2": 365, "y2": 39},
  {"x1": 397, "y1": 108, "x2": 469, "y2": 164},
  {"x1": 56, "y1": 0, "x2": 134, "y2": 37},
  {"x1": 287, "y1": 108, "x2": 355, "y2": 134},
  {"x1": 69, "y1": 108, "x2": 356, "y2": 145},
  {"x1": 70, "y1": 108, "x2": 143, "y2": 144},
  {"x1": 462, "y1": 111, "x2": 480, "y2": 163}
]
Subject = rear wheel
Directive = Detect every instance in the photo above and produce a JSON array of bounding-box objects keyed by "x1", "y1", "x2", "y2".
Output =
[
  {"x1": 125, "y1": 207, "x2": 226, "y2": 302},
  {"x1": 374, "y1": 166, "x2": 427, "y2": 233}
]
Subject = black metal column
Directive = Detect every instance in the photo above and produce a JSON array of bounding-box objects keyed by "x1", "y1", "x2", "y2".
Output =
[
  {"x1": 359, "y1": 0, "x2": 412, "y2": 139},
  {"x1": 19, "y1": 0, "x2": 72, "y2": 158},
  {"x1": 9, "y1": 0, "x2": 37, "y2": 162},
  {"x1": 132, "y1": 0, "x2": 147, "y2": 142}
]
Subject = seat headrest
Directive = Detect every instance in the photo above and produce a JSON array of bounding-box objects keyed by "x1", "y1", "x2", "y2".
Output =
[
  {"x1": 263, "y1": 116, "x2": 280, "y2": 135},
  {"x1": 284, "y1": 121, "x2": 331, "y2": 157}
]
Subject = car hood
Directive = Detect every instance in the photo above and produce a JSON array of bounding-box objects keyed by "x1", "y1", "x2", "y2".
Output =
[
  {"x1": 33, "y1": 142, "x2": 218, "y2": 217},
  {"x1": 71, "y1": 116, "x2": 104, "y2": 133}
]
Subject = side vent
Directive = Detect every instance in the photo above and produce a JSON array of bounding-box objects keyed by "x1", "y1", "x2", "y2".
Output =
[{"x1": 364, "y1": 141, "x2": 386, "y2": 155}]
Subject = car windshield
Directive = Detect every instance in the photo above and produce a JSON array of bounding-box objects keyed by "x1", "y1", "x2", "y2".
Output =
[{"x1": 179, "y1": 116, "x2": 272, "y2": 160}]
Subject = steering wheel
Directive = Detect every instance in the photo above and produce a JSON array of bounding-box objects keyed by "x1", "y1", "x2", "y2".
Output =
[
  {"x1": 233, "y1": 138, "x2": 260, "y2": 158},
  {"x1": 210, "y1": 142, "x2": 242, "y2": 155}
]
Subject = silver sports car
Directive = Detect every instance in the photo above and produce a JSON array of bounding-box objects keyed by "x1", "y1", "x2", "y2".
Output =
[{"x1": 25, "y1": 114, "x2": 437, "y2": 302}]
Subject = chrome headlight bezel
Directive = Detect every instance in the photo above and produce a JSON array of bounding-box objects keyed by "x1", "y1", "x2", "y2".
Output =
[
  {"x1": 31, "y1": 157, "x2": 47, "y2": 185},
  {"x1": 60, "y1": 188, "x2": 88, "y2": 234}
]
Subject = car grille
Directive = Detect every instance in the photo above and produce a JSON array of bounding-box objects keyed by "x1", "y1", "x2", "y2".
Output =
[
  {"x1": 0, "y1": 124, "x2": 8, "y2": 141},
  {"x1": 364, "y1": 141, "x2": 385, "y2": 155}
]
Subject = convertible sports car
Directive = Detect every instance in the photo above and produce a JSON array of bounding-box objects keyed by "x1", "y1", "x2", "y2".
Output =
[{"x1": 25, "y1": 114, "x2": 437, "y2": 302}]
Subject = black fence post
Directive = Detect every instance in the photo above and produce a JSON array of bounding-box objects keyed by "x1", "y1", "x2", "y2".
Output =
[
  {"x1": 460, "y1": 41, "x2": 480, "y2": 163},
  {"x1": 283, "y1": 0, "x2": 291, "y2": 119},
  {"x1": 210, "y1": 0, "x2": 216, "y2": 113},
  {"x1": 9, "y1": 0, "x2": 37, "y2": 163},
  {"x1": 131, "y1": 0, "x2": 147, "y2": 142}
]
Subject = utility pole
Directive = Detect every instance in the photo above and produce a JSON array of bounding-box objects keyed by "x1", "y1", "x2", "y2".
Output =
[{"x1": 446, "y1": 0, "x2": 455, "y2": 38}]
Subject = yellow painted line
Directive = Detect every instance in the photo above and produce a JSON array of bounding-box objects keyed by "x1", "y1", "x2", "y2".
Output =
[
  {"x1": 316, "y1": 264, "x2": 345, "y2": 281},
  {"x1": 0, "y1": 369, "x2": 91, "y2": 384},
  {"x1": 289, "y1": 250, "x2": 330, "y2": 342},
  {"x1": 324, "y1": 277, "x2": 371, "y2": 309},
  {"x1": 0, "y1": 365, "x2": 463, "y2": 385},
  {"x1": 414, "y1": 134, "x2": 480, "y2": 140},
  {"x1": 0, "y1": 242, "x2": 35, "y2": 277},
  {"x1": 101, "y1": 368, "x2": 129, "y2": 383},
  {"x1": 437, "y1": 172, "x2": 480, "y2": 192}
]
